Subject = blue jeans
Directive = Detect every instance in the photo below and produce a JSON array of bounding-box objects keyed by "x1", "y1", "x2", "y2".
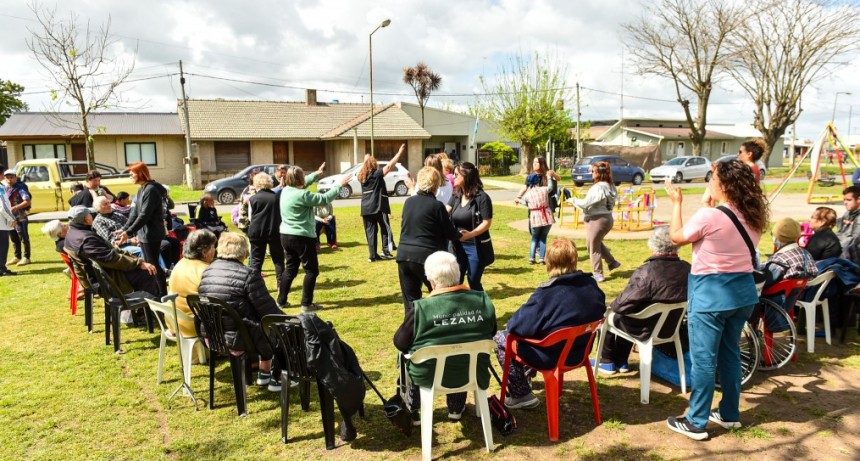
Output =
[
  {"x1": 458, "y1": 241, "x2": 486, "y2": 291},
  {"x1": 686, "y1": 304, "x2": 755, "y2": 429},
  {"x1": 529, "y1": 225, "x2": 551, "y2": 261}
]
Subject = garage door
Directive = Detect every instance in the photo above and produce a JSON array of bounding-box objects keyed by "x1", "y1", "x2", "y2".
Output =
[
  {"x1": 293, "y1": 141, "x2": 325, "y2": 172},
  {"x1": 214, "y1": 141, "x2": 251, "y2": 172}
]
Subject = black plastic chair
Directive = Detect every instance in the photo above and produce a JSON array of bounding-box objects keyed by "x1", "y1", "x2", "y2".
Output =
[
  {"x1": 90, "y1": 263, "x2": 156, "y2": 353},
  {"x1": 186, "y1": 294, "x2": 257, "y2": 417},
  {"x1": 262, "y1": 314, "x2": 337, "y2": 449}
]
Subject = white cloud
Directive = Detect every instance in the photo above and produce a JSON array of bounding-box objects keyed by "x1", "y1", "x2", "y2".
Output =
[{"x1": 0, "y1": 0, "x2": 857, "y2": 139}]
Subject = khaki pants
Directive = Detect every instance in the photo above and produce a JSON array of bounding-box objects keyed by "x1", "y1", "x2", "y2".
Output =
[{"x1": 584, "y1": 214, "x2": 617, "y2": 276}]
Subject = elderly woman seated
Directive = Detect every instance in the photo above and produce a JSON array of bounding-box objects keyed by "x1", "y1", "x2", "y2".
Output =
[
  {"x1": 764, "y1": 218, "x2": 818, "y2": 290},
  {"x1": 197, "y1": 232, "x2": 286, "y2": 391},
  {"x1": 493, "y1": 238, "x2": 605, "y2": 409},
  {"x1": 595, "y1": 226, "x2": 691, "y2": 375},
  {"x1": 393, "y1": 251, "x2": 497, "y2": 421},
  {"x1": 167, "y1": 229, "x2": 217, "y2": 337}
]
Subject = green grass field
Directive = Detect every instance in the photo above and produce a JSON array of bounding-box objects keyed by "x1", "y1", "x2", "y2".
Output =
[{"x1": 1, "y1": 202, "x2": 856, "y2": 460}]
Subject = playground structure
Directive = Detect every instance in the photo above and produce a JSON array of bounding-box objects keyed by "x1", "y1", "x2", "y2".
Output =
[
  {"x1": 769, "y1": 123, "x2": 858, "y2": 204},
  {"x1": 558, "y1": 184, "x2": 657, "y2": 232}
]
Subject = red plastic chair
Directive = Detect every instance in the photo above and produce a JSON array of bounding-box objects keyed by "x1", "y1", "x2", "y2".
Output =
[
  {"x1": 59, "y1": 253, "x2": 79, "y2": 316},
  {"x1": 500, "y1": 319, "x2": 603, "y2": 442},
  {"x1": 761, "y1": 277, "x2": 808, "y2": 364}
]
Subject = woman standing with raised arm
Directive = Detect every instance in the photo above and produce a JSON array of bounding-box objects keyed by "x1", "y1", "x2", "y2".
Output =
[
  {"x1": 664, "y1": 159, "x2": 770, "y2": 441},
  {"x1": 358, "y1": 144, "x2": 405, "y2": 262},
  {"x1": 572, "y1": 161, "x2": 620, "y2": 282}
]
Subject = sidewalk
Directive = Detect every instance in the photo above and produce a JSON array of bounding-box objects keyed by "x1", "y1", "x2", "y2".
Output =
[{"x1": 509, "y1": 192, "x2": 838, "y2": 240}]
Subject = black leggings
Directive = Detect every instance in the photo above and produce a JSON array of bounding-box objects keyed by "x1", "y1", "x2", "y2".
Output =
[{"x1": 140, "y1": 241, "x2": 166, "y2": 297}]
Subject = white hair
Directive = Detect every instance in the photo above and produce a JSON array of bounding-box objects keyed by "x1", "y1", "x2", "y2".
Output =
[
  {"x1": 424, "y1": 251, "x2": 460, "y2": 288},
  {"x1": 41, "y1": 219, "x2": 65, "y2": 241},
  {"x1": 648, "y1": 226, "x2": 678, "y2": 255},
  {"x1": 93, "y1": 196, "x2": 110, "y2": 209}
]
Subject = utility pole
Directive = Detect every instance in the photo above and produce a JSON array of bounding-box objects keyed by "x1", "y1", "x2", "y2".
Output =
[
  {"x1": 575, "y1": 83, "x2": 582, "y2": 161},
  {"x1": 620, "y1": 48, "x2": 624, "y2": 120},
  {"x1": 179, "y1": 60, "x2": 197, "y2": 189}
]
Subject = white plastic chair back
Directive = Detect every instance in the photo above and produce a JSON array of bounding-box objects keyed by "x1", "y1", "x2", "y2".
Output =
[
  {"x1": 595, "y1": 301, "x2": 687, "y2": 404},
  {"x1": 407, "y1": 339, "x2": 495, "y2": 461},
  {"x1": 146, "y1": 297, "x2": 205, "y2": 387},
  {"x1": 795, "y1": 270, "x2": 836, "y2": 353}
]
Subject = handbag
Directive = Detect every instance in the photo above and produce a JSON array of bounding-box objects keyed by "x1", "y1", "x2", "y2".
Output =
[
  {"x1": 717, "y1": 206, "x2": 766, "y2": 295},
  {"x1": 487, "y1": 364, "x2": 516, "y2": 436}
]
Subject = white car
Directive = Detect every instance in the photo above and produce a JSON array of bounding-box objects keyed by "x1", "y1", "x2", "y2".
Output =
[
  {"x1": 649, "y1": 156, "x2": 712, "y2": 183},
  {"x1": 717, "y1": 155, "x2": 767, "y2": 180},
  {"x1": 317, "y1": 161, "x2": 412, "y2": 199}
]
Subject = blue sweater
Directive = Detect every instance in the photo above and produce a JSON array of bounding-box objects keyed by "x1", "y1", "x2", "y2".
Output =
[{"x1": 506, "y1": 271, "x2": 606, "y2": 369}]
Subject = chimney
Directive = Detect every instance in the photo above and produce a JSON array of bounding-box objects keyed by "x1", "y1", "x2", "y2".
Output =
[{"x1": 305, "y1": 89, "x2": 317, "y2": 106}]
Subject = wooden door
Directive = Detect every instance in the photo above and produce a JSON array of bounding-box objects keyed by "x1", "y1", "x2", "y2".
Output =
[
  {"x1": 273, "y1": 142, "x2": 289, "y2": 165},
  {"x1": 71, "y1": 144, "x2": 87, "y2": 174}
]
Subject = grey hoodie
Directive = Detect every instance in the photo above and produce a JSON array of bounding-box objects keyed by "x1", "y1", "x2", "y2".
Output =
[{"x1": 572, "y1": 182, "x2": 617, "y2": 218}]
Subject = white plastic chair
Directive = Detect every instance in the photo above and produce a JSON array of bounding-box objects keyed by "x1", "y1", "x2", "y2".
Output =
[
  {"x1": 146, "y1": 296, "x2": 207, "y2": 387},
  {"x1": 795, "y1": 271, "x2": 836, "y2": 353},
  {"x1": 595, "y1": 301, "x2": 688, "y2": 404},
  {"x1": 406, "y1": 339, "x2": 495, "y2": 461}
]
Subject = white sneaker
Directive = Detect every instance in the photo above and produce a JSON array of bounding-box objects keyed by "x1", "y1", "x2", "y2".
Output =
[
  {"x1": 708, "y1": 409, "x2": 742, "y2": 429},
  {"x1": 8, "y1": 257, "x2": 19, "y2": 265},
  {"x1": 119, "y1": 310, "x2": 134, "y2": 325},
  {"x1": 16, "y1": 257, "x2": 30, "y2": 266}
]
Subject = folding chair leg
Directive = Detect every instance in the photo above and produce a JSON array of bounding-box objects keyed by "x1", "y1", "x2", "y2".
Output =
[
  {"x1": 317, "y1": 379, "x2": 336, "y2": 450},
  {"x1": 585, "y1": 360, "x2": 602, "y2": 425},
  {"x1": 281, "y1": 371, "x2": 290, "y2": 443},
  {"x1": 209, "y1": 355, "x2": 216, "y2": 410},
  {"x1": 419, "y1": 386, "x2": 435, "y2": 461},
  {"x1": 229, "y1": 355, "x2": 248, "y2": 417},
  {"x1": 112, "y1": 306, "x2": 123, "y2": 353},
  {"x1": 674, "y1": 339, "x2": 687, "y2": 395},
  {"x1": 639, "y1": 343, "x2": 653, "y2": 404},
  {"x1": 85, "y1": 290, "x2": 93, "y2": 333}
]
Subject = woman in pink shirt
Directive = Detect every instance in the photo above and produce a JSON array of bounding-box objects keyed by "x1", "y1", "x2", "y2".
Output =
[{"x1": 664, "y1": 159, "x2": 770, "y2": 441}]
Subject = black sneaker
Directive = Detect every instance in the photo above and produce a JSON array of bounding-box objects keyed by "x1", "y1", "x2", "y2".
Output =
[
  {"x1": 667, "y1": 416, "x2": 708, "y2": 441},
  {"x1": 382, "y1": 252, "x2": 394, "y2": 260},
  {"x1": 410, "y1": 410, "x2": 421, "y2": 426},
  {"x1": 256, "y1": 371, "x2": 271, "y2": 386},
  {"x1": 301, "y1": 303, "x2": 323, "y2": 312},
  {"x1": 368, "y1": 255, "x2": 382, "y2": 262},
  {"x1": 268, "y1": 374, "x2": 282, "y2": 392},
  {"x1": 447, "y1": 404, "x2": 466, "y2": 421}
]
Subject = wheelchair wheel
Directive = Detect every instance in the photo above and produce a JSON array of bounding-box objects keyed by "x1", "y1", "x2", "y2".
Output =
[
  {"x1": 716, "y1": 322, "x2": 759, "y2": 388},
  {"x1": 754, "y1": 298, "x2": 798, "y2": 371}
]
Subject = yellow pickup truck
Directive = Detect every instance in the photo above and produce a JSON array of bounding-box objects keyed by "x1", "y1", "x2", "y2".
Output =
[{"x1": 14, "y1": 159, "x2": 140, "y2": 213}]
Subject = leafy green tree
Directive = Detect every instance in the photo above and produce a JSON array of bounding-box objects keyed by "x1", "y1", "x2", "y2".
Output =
[
  {"x1": 477, "y1": 52, "x2": 571, "y2": 174},
  {"x1": 0, "y1": 79, "x2": 28, "y2": 126},
  {"x1": 403, "y1": 62, "x2": 442, "y2": 127}
]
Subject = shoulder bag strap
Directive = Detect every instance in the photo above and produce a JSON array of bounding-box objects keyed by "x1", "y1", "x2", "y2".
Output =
[{"x1": 716, "y1": 205, "x2": 757, "y2": 268}]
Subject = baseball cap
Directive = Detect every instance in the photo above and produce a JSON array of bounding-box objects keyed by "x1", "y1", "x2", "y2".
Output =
[
  {"x1": 68, "y1": 205, "x2": 97, "y2": 224},
  {"x1": 3, "y1": 169, "x2": 15, "y2": 176}
]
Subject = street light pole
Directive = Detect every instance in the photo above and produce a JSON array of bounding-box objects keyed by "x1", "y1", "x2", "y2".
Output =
[
  {"x1": 831, "y1": 91, "x2": 851, "y2": 124},
  {"x1": 369, "y1": 19, "x2": 391, "y2": 158}
]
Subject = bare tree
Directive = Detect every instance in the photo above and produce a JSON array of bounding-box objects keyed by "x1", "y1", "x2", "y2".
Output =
[
  {"x1": 727, "y1": 0, "x2": 860, "y2": 162},
  {"x1": 624, "y1": 0, "x2": 747, "y2": 156},
  {"x1": 402, "y1": 62, "x2": 442, "y2": 127},
  {"x1": 477, "y1": 51, "x2": 571, "y2": 173},
  {"x1": 26, "y1": 2, "x2": 135, "y2": 170}
]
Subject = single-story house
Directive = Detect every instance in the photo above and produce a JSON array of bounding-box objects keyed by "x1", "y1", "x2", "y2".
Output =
[
  {"x1": 397, "y1": 102, "x2": 502, "y2": 160},
  {"x1": 590, "y1": 118, "x2": 785, "y2": 168},
  {"x1": 0, "y1": 112, "x2": 187, "y2": 183}
]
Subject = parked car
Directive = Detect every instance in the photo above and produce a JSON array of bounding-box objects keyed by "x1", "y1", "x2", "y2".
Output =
[
  {"x1": 716, "y1": 155, "x2": 767, "y2": 179},
  {"x1": 317, "y1": 161, "x2": 411, "y2": 199},
  {"x1": 14, "y1": 159, "x2": 139, "y2": 213},
  {"x1": 570, "y1": 155, "x2": 646, "y2": 187},
  {"x1": 204, "y1": 164, "x2": 280, "y2": 204},
  {"x1": 649, "y1": 156, "x2": 712, "y2": 183}
]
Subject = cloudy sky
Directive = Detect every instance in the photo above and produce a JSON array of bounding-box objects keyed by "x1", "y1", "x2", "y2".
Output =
[{"x1": 2, "y1": 0, "x2": 858, "y2": 140}]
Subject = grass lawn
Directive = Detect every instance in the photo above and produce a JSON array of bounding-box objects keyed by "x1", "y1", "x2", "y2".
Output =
[{"x1": 1, "y1": 204, "x2": 859, "y2": 460}]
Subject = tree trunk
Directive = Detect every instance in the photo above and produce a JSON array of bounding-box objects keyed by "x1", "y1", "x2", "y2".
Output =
[
  {"x1": 519, "y1": 143, "x2": 534, "y2": 175},
  {"x1": 80, "y1": 114, "x2": 96, "y2": 171},
  {"x1": 690, "y1": 131, "x2": 705, "y2": 157}
]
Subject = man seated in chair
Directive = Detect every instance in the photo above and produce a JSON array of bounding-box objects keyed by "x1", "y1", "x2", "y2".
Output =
[
  {"x1": 63, "y1": 205, "x2": 159, "y2": 298},
  {"x1": 493, "y1": 238, "x2": 605, "y2": 409},
  {"x1": 763, "y1": 218, "x2": 818, "y2": 294},
  {"x1": 393, "y1": 251, "x2": 497, "y2": 422},
  {"x1": 595, "y1": 226, "x2": 690, "y2": 375}
]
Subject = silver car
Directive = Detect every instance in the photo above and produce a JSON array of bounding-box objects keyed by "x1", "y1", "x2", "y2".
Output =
[
  {"x1": 649, "y1": 156, "x2": 712, "y2": 183},
  {"x1": 317, "y1": 161, "x2": 412, "y2": 199}
]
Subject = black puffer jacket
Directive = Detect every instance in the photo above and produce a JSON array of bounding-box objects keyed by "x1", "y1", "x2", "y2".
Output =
[
  {"x1": 610, "y1": 255, "x2": 691, "y2": 341},
  {"x1": 198, "y1": 258, "x2": 282, "y2": 349},
  {"x1": 124, "y1": 181, "x2": 167, "y2": 243}
]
